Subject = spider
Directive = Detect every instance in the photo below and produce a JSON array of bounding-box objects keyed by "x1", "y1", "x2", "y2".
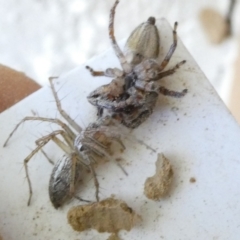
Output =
[
  {"x1": 86, "y1": 0, "x2": 187, "y2": 128},
  {"x1": 3, "y1": 77, "x2": 125, "y2": 209}
]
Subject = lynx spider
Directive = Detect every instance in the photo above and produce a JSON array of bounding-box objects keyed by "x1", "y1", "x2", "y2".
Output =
[{"x1": 3, "y1": 78, "x2": 125, "y2": 208}]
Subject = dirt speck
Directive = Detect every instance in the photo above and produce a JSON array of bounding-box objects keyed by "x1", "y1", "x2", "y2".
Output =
[
  {"x1": 190, "y1": 177, "x2": 196, "y2": 183},
  {"x1": 144, "y1": 153, "x2": 173, "y2": 200},
  {"x1": 67, "y1": 197, "x2": 140, "y2": 233}
]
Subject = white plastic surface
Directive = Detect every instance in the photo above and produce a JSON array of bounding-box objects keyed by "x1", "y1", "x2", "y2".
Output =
[{"x1": 1, "y1": 19, "x2": 240, "y2": 240}]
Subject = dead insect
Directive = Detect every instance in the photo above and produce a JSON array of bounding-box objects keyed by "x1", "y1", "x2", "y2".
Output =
[
  {"x1": 3, "y1": 77, "x2": 125, "y2": 209},
  {"x1": 86, "y1": 0, "x2": 187, "y2": 128}
]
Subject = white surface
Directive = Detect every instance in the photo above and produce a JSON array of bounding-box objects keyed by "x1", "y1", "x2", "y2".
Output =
[{"x1": 1, "y1": 19, "x2": 240, "y2": 240}]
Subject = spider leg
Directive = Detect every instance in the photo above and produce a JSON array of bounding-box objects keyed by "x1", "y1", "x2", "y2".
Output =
[
  {"x1": 85, "y1": 66, "x2": 106, "y2": 77},
  {"x1": 77, "y1": 150, "x2": 100, "y2": 202},
  {"x1": 120, "y1": 108, "x2": 153, "y2": 129},
  {"x1": 24, "y1": 130, "x2": 69, "y2": 206},
  {"x1": 91, "y1": 91, "x2": 144, "y2": 111},
  {"x1": 36, "y1": 130, "x2": 74, "y2": 152},
  {"x1": 85, "y1": 66, "x2": 123, "y2": 78},
  {"x1": 96, "y1": 125, "x2": 126, "y2": 150},
  {"x1": 159, "y1": 86, "x2": 188, "y2": 98},
  {"x1": 89, "y1": 161, "x2": 100, "y2": 202},
  {"x1": 158, "y1": 22, "x2": 178, "y2": 71},
  {"x1": 69, "y1": 153, "x2": 78, "y2": 197},
  {"x1": 82, "y1": 136, "x2": 127, "y2": 178},
  {"x1": 84, "y1": 125, "x2": 125, "y2": 151},
  {"x1": 3, "y1": 116, "x2": 76, "y2": 147},
  {"x1": 81, "y1": 141, "x2": 111, "y2": 159},
  {"x1": 156, "y1": 60, "x2": 186, "y2": 80},
  {"x1": 109, "y1": 0, "x2": 132, "y2": 73},
  {"x1": 74, "y1": 196, "x2": 92, "y2": 203},
  {"x1": 49, "y1": 77, "x2": 82, "y2": 133},
  {"x1": 40, "y1": 149, "x2": 54, "y2": 165}
]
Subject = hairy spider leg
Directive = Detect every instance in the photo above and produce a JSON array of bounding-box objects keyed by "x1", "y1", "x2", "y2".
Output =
[{"x1": 49, "y1": 77, "x2": 82, "y2": 133}]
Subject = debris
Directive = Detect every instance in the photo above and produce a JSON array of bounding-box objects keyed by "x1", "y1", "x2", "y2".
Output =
[
  {"x1": 67, "y1": 197, "x2": 140, "y2": 233},
  {"x1": 189, "y1": 177, "x2": 196, "y2": 183},
  {"x1": 144, "y1": 153, "x2": 173, "y2": 200}
]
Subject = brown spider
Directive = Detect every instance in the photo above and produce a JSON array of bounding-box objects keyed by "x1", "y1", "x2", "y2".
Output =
[
  {"x1": 3, "y1": 77, "x2": 125, "y2": 208},
  {"x1": 86, "y1": 0, "x2": 187, "y2": 128}
]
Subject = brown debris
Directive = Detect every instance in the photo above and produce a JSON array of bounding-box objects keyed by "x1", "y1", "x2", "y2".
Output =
[
  {"x1": 189, "y1": 177, "x2": 196, "y2": 183},
  {"x1": 199, "y1": 8, "x2": 230, "y2": 44},
  {"x1": 107, "y1": 233, "x2": 121, "y2": 240},
  {"x1": 144, "y1": 153, "x2": 174, "y2": 200},
  {"x1": 67, "y1": 197, "x2": 140, "y2": 233}
]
